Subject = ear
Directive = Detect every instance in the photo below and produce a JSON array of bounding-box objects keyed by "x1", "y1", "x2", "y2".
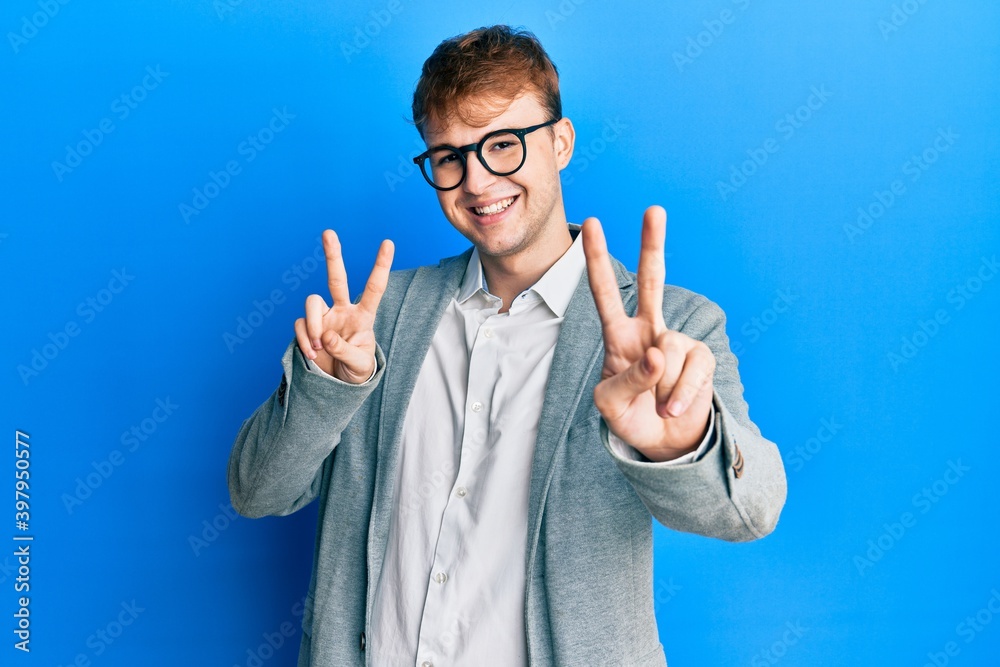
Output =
[{"x1": 552, "y1": 117, "x2": 575, "y2": 171}]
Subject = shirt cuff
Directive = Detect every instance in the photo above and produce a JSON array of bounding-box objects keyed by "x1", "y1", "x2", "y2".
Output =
[
  {"x1": 606, "y1": 406, "x2": 716, "y2": 465},
  {"x1": 303, "y1": 351, "x2": 379, "y2": 385}
]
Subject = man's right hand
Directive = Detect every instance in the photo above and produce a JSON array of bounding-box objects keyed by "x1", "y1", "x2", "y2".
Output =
[{"x1": 294, "y1": 230, "x2": 394, "y2": 384}]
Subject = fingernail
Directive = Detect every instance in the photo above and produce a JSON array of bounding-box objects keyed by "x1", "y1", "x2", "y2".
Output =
[
  {"x1": 642, "y1": 356, "x2": 653, "y2": 374},
  {"x1": 667, "y1": 400, "x2": 683, "y2": 417},
  {"x1": 311, "y1": 338, "x2": 321, "y2": 349}
]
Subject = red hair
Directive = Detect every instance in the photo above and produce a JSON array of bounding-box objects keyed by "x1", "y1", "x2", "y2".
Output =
[{"x1": 411, "y1": 25, "x2": 562, "y2": 137}]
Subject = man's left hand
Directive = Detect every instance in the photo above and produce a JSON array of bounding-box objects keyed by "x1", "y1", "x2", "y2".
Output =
[{"x1": 582, "y1": 205, "x2": 715, "y2": 463}]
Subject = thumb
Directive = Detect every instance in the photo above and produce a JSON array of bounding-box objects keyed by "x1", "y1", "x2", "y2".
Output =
[
  {"x1": 322, "y1": 330, "x2": 374, "y2": 383},
  {"x1": 594, "y1": 347, "x2": 663, "y2": 421}
]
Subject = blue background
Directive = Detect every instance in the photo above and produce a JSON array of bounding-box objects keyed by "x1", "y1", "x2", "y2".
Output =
[{"x1": 3, "y1": 0, "x2": 998, "y2": 665}]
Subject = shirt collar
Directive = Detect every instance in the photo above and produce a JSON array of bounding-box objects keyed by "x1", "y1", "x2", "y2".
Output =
[{"x1": 457, "y1": 225, "x2": 585, "y2": 317}]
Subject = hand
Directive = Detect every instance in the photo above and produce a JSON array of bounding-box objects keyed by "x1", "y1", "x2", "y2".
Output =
[
  {"x1": 294, "y1": 230, "x2": 394, "y2": 384},
  {"x1": 582, "y1": 206, "x2": 715, "y2": 462}
]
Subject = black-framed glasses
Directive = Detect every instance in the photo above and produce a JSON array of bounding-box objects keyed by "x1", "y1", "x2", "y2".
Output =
[{"x1": 413, "y1": 118, "x2": 560, "y2": 191}]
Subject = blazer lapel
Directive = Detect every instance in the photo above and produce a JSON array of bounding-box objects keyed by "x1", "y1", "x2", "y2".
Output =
[
  {"x1": 365, "y1": 248, "x2": 472, "y2": 615},
  {"x1": 524, "y1": 253, "x2": 636, "y2": 579}
]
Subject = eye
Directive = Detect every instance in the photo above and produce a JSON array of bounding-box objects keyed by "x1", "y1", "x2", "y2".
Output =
[
  {"x1": 486, "y1": 132, "x2": 519, "y2": 153},
  {"x1": 488, "y1": 140, "x2": 515, "y2": 152},
  {"x1": 431, "y1": 150, "x2": 461, "y2": 168}
]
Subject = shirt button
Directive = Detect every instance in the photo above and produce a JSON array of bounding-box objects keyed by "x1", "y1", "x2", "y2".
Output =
[
  {"x1": 471, "y1": 401, "x2": 483, "y2": 413},
  {"x1": 434, "y1": 571, "x2": 448, "y2": 584},
  {"x1": 421, "y1": 662, "x2": 434, "y2": 667},
  {"x1": 483, "y1": 327, "x2": 494, "y2": 338},
  {"x1": 456, "y1": 486, "x2": 468, "y2": 497}
]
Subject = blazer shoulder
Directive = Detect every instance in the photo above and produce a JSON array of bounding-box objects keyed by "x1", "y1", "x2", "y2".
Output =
[
  {"x1": 382, "y1": 247, "x2": 473, "y2": 292},
  {"x1": 375, "y1": 247, "x2": 473, "y2": 318},
  {"x1": 665, "y1": 287, "x2": 728, "y2": 338}
]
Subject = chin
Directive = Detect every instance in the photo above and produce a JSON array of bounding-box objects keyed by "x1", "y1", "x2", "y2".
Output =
[{"x1": 479, "y1": 229, "x2": 537, "y2": 259}]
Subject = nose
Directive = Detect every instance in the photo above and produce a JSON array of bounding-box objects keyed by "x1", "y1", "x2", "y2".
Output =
[{"x1": 462, "y1": 152, "x2": 498, "y2": 195}]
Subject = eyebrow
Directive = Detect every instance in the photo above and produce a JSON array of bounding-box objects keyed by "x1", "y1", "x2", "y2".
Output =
[
  {"x1": 425, "y1": 128, "x2": 508, "y2": 153},
  {"x1": 423, "y1": 124, "x2": 506, "y2": 152}
]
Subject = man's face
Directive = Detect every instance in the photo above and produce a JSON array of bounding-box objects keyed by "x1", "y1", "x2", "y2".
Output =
[{"x1": 422, "y1": 92, "x2": 574, "y2": 261}]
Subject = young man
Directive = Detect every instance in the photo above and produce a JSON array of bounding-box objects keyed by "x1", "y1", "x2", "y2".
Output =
[{"x1": 229, "y1": 25, "x2": 786, "y2": 667}]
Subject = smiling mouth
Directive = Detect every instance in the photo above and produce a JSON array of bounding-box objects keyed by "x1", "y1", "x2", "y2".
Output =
[{"x1": 470, "y1": 196, "x2": 518, "y2": 217}]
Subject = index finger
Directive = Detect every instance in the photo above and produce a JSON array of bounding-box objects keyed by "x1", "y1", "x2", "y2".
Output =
[
  {"x1": 636, "y1": 205, "x2": 667, "y2": 327},
  {"x1": 357, "y1": 239, "x2": 395, "y2": 314},
  {"x1": 323, "y1": 229, "x2": 351, "y2": 305},
  {"x1": 582, "y1": 217, "x2": 627, "y2": 329}
]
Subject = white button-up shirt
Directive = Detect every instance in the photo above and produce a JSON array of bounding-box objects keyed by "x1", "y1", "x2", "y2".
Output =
[{"x1": 314, "y1": 229, "x2": 710, "y2": 666}]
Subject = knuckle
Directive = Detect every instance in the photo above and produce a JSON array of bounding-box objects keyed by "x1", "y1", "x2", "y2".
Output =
[
  {"x1": 656, "y1": 329, "x2": 678, "y2": 347},
  {"x1": 628, "y1": 362, "x2": 646, "y2": 386},
  {"x1": 675, "y1": 382, "x2": 697, "y2": 402},
  {"x1": 637, "y1": 275, "x2": 663, "y2": 291},
  {"x1": 694, "y1": 344, "x2": 716, "y2": 371},
  {"x1": 661, "y1": 338, "x2": 683, "y2": 356},
  {"x1": 593, "y1": 379, "x2": 618, "y2": 412}
]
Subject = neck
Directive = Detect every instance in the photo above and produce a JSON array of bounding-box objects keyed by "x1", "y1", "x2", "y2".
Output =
[{"x1": 480, "y1": 222, "x2": 574, "y2": 314}]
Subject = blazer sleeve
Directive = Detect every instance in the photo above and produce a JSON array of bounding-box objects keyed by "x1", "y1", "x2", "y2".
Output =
[
  {"x1": 227, "y1": 339, "x2": 385, "y2": 519},
  {"x1": 600, "y1": 293, "x2": 787, "y2": 542}
]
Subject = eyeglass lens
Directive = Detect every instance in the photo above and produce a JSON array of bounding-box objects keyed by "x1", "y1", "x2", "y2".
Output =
[{"x1": 422, "y1": 131, "x2": 524, "y2": 189}]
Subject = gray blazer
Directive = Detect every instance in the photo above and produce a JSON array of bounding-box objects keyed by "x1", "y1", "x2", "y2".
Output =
[{"x1": 228, "y1": 227, "x2": 787, "y2": 666}]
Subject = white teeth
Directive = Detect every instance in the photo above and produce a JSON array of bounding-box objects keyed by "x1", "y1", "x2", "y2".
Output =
[{"x1": 474, "y1": 197, "x2": 515, "y2": 216}]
